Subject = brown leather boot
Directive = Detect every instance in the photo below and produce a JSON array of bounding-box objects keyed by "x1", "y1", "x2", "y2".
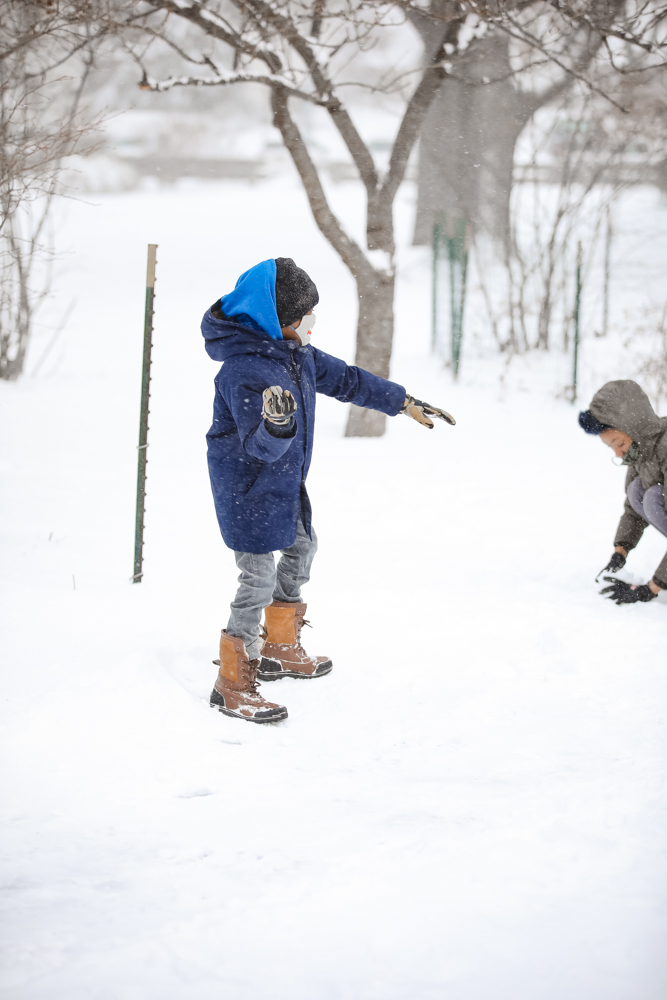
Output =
[
  {"x1": 258, "y1": 601, "x2": 332, "y2": 680},
  {"x1": 210, "y1": 631, "x2": 288, "y2": 723}
]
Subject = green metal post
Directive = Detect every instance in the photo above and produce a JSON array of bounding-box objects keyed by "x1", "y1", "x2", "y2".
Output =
[
  {"x1": 432, "y1": 219, "x2": 440, "y2": 353},
  {"x1": 449, "y1": 218, "x2": 468, "y2": 380},
  {"x1": 572, "y1": 241, "x2": 582, "y2": 404},
  {"x1": 133, "y1": 244, "x2": 157, "y2": 583}
]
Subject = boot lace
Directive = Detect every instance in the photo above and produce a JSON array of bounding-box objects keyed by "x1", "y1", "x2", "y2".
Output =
[
  {"x1": 246, "y1": 656, "x2": 260, "y2": 694},
  {"x1": 295, "y1": 617, "x2": 311, "y2": 653}
]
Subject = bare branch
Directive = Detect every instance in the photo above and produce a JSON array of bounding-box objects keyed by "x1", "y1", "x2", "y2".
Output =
[
  {"x1": 240, "y1": 0, "x2": 333, "y2": 94},
  {"x1": 544, "y1": 0, "x2": 664, "y2": 57},
  {"x1": 325, "y1": 98, "x2": 379, "y2": 193},
  {"x1": 497, "y1": 16, "x2": 630, "y2": 112},
  {"x1": 142, "y1": 0, "x2": 283, "y2": 73},
  {"x1": 270, "y1": 86, "x2": 372, "y2": 281},
  {"x1": 138, "y1": 67, "x2": 322, "y2": 103}
]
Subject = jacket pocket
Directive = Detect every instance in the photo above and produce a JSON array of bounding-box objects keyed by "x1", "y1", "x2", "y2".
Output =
[
  {"x1": 243, "y1": 464, "x2": 267, "y2": 500},
  {"x1": 233, "y1": 458, "x2": 264, "y2": 499}
]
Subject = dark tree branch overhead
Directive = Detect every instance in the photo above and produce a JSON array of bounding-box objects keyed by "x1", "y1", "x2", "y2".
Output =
[
  {"x1": 145, "y1": 0, "x2": 284, "y2": 72},
  {"x1": 496, "y1": 0, "x2": 632, "y2": 113},
  {"x1": 139, "y1": 67, "x2": 325, "y2": 102},
  {"x1": 405, "y1": 0, "x2": 667, "y2": 70},
  {"x1": 270, "y1": 86, "x2": 373, "y2": 281},
  {"x1": 542, "y1": 0, "x2": 666, "y2": 56},
  {"x1": 326, "y1": 98, "x2": 379, "y2": 193}
]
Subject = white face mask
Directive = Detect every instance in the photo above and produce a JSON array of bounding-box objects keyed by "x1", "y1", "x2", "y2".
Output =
[{"x1": 296, "y1": 312, "x2": 316, "y2": 346}]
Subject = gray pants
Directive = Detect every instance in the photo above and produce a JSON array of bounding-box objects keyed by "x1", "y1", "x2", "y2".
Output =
[
  {"x1": 627, "y1": 479, "x2": 667, "y2": 537},
  {"x1": 227, "y1": 522, "x2": 318, "y2": 661}
]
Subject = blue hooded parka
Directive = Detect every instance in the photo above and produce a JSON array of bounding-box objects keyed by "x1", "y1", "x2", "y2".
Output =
[{"x1": 203, "y1": 259, "x2": 406, "y2": 553}]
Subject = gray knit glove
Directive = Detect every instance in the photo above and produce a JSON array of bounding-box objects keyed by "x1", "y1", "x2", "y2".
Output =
[{"x1": 262, "y1": 386, "x2": 297, "y2": 426}]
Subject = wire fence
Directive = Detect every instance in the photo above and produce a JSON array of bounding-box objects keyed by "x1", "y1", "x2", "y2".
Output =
[{"x1": 432, "y1": 214, "x2": 469, "y2": 378}]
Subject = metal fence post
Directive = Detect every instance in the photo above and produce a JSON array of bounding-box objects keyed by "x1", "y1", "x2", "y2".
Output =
[
  {"x1": 432, "y1": 216, "x2": 441, "y2": 354},
  {"x1": 432, "y1": 214, "x2": 468, "y2": 377},
  {"x1": 133, "y1": 244, "x2": 158, "y2": 583},
  {"x1": 449, "y1": 218, "x2": 468, "y2": 380}
]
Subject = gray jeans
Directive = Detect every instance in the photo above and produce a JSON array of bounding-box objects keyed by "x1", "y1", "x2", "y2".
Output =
[
  {"x1": 227, "y1": 521, "x2": 318, "y2": 661},
  {"x1": 627, "y1": 478, "x2": 667, "y2": 537}
]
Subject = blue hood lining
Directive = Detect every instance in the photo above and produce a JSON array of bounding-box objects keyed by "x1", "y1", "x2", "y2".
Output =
[{"x1": 220, "y1": 259, "x2": 283, "y2": 341}]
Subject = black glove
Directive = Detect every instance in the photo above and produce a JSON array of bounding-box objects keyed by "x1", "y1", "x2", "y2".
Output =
[
  {"x1": 599, "y1": 577, "x2": 657, "y2": 605},
  {"x1": 401, "y1": 394, "x2": 456, "y2": 429},
  {"x1": 262, "y1": 386, "x2": 297, "y2": 426},
  {"x1": 595, "y1": 551, "x2": 626, "y2": 583}
]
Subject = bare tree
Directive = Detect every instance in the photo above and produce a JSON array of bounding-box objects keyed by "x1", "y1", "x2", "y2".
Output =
[
  {"x1": 413, "y1": 0, "x2": 667, "y2": 258},
  {"x1": 0, "y1": 0, "x2": 105, "y2": 380},
  {"x1": 472, "y1": 56, "x2": 667, "y2": 360},
  {"x1": 99, "y1": 1, "x2": 666, "y2": 433},
  {"x1": 106, "y1": 0, "x2": 483, "y2": 435}
]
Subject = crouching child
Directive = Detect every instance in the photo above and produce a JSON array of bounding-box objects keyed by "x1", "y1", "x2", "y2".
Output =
[
  {"x1": 579, "y1": 379, "x2": 667, "y2": 604},
  {"x1": 202, "y1": 257, "x2": 455, "y2": 723}
]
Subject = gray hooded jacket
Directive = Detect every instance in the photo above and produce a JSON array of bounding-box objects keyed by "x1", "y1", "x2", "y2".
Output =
[{"x1": 590, "y1": 379, "x2": 667, "y2": 585}]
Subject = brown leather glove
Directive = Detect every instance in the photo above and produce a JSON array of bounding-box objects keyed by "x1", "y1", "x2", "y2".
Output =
[
  {"x1": 401, "y1": 394, "x2": 456, "y2": 429},
  {"x1": 262, "y1": 386, "x2": 297, "y2": 425}
]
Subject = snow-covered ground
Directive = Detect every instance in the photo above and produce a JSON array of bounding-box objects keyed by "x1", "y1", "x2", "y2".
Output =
[{"x1": 1, "y1": 176, "x2": 667, "y2": 999}]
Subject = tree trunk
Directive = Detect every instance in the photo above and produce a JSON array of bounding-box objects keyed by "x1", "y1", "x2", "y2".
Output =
[
  {"x1": 345, "y1": 268, "x2": 396, "y2": 437},
  {"x1": 413, "y1": 29, "x2": 527, "y2": 256}
]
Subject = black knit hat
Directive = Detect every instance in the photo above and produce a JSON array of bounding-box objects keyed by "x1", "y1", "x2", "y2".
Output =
[
  {"x1": 579, "y1": 410, "x2": 611, "y2": 435},
  {"x1": 274, "y1": 257, "x2": 319, "y2": 328}
]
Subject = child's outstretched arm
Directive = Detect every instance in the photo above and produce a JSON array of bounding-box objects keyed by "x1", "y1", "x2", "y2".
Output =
[
  {"x1": 312, "y1": 348, "x2": 456, "y2": 426},
  {"x1": 312, "y1": 348, "x2": 405, "y2": 415}
]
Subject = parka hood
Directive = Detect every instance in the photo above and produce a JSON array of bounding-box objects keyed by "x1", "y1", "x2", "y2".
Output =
[
  {"x1": 202, "y1": 257, "x2": 302, "y2": 364},
  {"x1": 589, "y1": 380, "x2": 663, "y2": 444},
  {"x1": 201, "y1": 306, "x2": 298, "y2": 364}
]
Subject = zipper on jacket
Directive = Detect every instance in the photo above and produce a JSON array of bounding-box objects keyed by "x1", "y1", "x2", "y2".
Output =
[
  {"x1": 286, "y1": 348, "x2": 310, "y2": 532},
  {"x1": 286, "y1": 351, "x2": 305, "y2": 432}
]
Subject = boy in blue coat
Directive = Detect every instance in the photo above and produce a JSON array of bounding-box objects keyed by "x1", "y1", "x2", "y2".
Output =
[{"x1": 203, "y1": 257, "x2": 454, "y2": 723}]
